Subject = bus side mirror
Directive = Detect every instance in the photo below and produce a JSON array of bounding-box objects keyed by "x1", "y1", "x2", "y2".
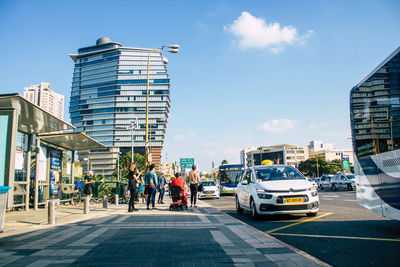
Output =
[{"x1": 241, "y1": 180, "x2": 248, "y2": 185}]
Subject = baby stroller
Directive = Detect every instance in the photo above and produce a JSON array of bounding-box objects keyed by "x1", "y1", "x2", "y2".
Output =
[{"x1": 169, "y1": 185, "x2": 188, "y2": 211}]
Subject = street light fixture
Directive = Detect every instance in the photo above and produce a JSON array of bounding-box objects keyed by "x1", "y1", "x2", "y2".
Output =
[{"x1": 145, "y1": 44, "x2": 179, "y2": 169}]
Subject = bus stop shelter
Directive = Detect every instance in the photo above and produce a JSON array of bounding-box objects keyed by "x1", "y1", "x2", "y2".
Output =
[{"x1": 0, "y1": 93, "x2": 105, "y2": 211}]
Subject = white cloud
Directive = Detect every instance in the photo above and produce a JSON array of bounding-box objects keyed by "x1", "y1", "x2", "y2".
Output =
[
  {"x1": 224, "y1": 11, "x2": 313, "y2": 53},
  {"x1": 258, "y1": 119, "x2": 297, "y2": 133}
]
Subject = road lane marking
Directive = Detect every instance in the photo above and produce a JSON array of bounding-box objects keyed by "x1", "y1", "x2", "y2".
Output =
[
  {"x1": 270, "y1": 232, "x2": 400, "y2": 242},
  {"x1": 265, "y1": 212, "x2": 334, "y2": 234}
]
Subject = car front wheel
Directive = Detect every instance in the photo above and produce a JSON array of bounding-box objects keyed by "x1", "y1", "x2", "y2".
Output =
[
  {"x1": 236, "y1": 196, "x2": 243, "y2": 214},
  {"x1": 250, "y1": 199, "x2": 260, "y2": 220},
  {"x1": 347, "y1": 184, "x2": 353, "y2": 191}
]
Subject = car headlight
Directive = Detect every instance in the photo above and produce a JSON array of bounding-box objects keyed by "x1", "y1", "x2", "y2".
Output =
[{"x1": 257, "y1": 193, "x2": 273, "y2": 199}]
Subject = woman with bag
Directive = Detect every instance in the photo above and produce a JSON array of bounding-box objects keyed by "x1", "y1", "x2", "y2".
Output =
[{"x1": 128, "y1": 163, "x2": 139, "y2": 212}]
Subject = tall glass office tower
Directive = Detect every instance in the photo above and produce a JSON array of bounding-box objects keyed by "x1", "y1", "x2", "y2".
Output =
[{"x1": 69, "y1": 37, "x2": 171, "y2": 176}]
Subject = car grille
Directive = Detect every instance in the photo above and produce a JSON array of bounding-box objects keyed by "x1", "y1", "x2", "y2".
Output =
[
  {"x1": 276, "y1": 195, "x2": 309, "y2": 204},
  {"x1": 202, "y1": 190, "x2": 215, "y2": 194},
  {"x1": 260, "y1": 202, "x2": 319, "y2": 211}
]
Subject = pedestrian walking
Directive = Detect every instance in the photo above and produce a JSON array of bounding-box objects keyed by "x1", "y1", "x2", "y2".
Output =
[
  {"x1": 128, "y1": 163, "x2": 139, "y2": 212},
  {"x1": 188, "y1": 165, "x2": 200, "y2": 207},
  {"x1": 84, "y1": 171, "x2": 95, "y2": 200},
  {"x1": 144, "y1": 164, "x2": 158, "y2": 210},
  {"x1": 157, "y1": 172, "x2": 167, "y2": 204}
]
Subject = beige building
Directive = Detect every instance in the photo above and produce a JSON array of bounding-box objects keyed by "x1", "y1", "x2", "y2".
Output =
[
  {"x1": 23, "y1": 82, "x2": 64, "y2": 120},
  {"x1": 160, "y1": 161, "x2": 179, "y2": 179},
  {"x1": 307, "y1": 140, "x2": 354, "y2": 164},
  {"x1": 241, "y1": 144, "x2": 308, "y2": 168}
]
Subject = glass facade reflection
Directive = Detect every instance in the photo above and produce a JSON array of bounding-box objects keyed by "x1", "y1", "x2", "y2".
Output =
[
  {"x1": 69, "y1": 38, "x2": 171, "y2": 175},
  {"x1": 350, "y1": 47, "x2": 400, "y2": 158}
]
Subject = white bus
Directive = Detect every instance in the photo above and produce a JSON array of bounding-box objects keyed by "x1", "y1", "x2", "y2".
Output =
[{"x1": 350, "y1": 46, "x2": 400, "y2": 220}]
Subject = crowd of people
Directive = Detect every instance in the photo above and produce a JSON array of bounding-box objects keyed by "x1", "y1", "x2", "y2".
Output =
[{"x1": 83, "y1": 163, "x2": 201, "y2": 212}]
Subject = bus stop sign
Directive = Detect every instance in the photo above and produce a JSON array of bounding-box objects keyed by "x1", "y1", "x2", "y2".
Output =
[{"x1": 180, "y1": 158, "x2": 194, "y2": 168}]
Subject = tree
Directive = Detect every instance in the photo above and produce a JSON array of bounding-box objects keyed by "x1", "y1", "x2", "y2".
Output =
[
  {"x1": 299, "y1": 157, "x2": 347, "y2": 177},
  {"x1": 113, "y1": 152, "x2": 145, "y2": 181},
  {"x1": 221, "y1": 159, "x2": 228, "y2": 165},
  {"x1": 298, "y1": 156, "x2": 326, "y2": 177}
]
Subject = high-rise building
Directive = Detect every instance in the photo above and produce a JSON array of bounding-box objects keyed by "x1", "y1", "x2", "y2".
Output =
[
  {"x1": 23, "y1": 82, "x2": 64, "y2": 120},
  {"x1": 69, "y1": 37, "x2": 171, "y2": 176}
]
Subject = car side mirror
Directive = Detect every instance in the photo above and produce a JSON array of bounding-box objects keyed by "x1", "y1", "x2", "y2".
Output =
[{"x1": 241, "y1": 180, "x2": 248, "y2": 185}]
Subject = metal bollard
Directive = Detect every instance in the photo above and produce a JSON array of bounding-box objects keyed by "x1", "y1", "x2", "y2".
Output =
[
  {"x1": 84, "y1": 197, "x2": 90, "y2": 214},
  {"x1": 103, "y1": 195, "x2": 108, "y2": 208},
  {"x1": 114, "y1": 194, "x2": 119, "y2": 206},
  {"x1": 48, "y1": 200, "x2": 57, "y2": 225}
]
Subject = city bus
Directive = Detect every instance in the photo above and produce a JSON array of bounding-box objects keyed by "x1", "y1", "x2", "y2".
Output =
[
  {"x1": 216, "y1": 164, "x2": 245, "y2": 194},
  {"x1": 350, "y1": 46, "x2": 400, "y2": 220}
]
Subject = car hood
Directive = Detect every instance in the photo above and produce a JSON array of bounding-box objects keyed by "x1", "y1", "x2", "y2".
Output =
[
  {"x1": 257, "y1": 179, "x2": 309, "y2": 192},
  {"x1": 202, "y1": 186, "x2": 218, "y2": 191}
]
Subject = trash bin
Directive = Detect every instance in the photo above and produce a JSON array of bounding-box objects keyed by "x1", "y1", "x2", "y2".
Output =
[{"x1": 0, "y1": 186, "x2": 11, "y2": 233}]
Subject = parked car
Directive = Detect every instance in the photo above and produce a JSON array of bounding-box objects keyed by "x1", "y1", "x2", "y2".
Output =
[
  {"x1": 308, "y1": 178, "x2": 319, "y2": 189},
  {"x1": 318, "y1": 174, "x2": 334, "y2": 190},
  {"x1": 330, "y1": 173, "x2": 356, "y2": 191},
  {"x1": 236, "y1": 165, "x2": 319, "y2": 220},
  {"x1": 198, "y1": 180, "x2": 220, "y2": 199}
]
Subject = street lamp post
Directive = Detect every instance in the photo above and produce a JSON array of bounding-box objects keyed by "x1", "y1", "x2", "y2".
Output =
[
  {"x1": 145, "y1": 44, "x2": 179, "y2": 169},
  {"x1": 130, "y1": 119, "x2": 138, "y2": 163}
]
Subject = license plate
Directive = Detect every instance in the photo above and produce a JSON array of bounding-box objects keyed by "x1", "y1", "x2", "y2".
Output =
[
  {"x1": 206, "y1": 194, "x2": 213, "y2": 196},
  {"x1": 284, "y1": 197, "x2": 303, "y2": 203}
]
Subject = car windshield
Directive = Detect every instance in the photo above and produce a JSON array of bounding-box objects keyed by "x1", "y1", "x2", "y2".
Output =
[
  {"x1": 346, "y1": 175, "x2": 355, "y2": 179},
  {"x1": 255, "y1": 166, "x2": 305, "y2": 181},
  {"x1": 201, "y1": 181, "x2": 216, "y2": 186}
]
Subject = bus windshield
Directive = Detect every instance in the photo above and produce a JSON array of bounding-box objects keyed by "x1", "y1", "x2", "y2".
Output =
[{"x1": 219, "y1": 170, "x2": 242, "y2": 184}]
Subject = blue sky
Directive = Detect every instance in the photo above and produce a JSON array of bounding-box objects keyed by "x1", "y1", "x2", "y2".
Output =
[{"x1": 1, "y1": 0, "x2": 399, "y2": 171}]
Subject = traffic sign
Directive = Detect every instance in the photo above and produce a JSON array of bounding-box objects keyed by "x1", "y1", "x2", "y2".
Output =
[{"x1": 180, "y1": 158, "x2": 194, "y2": 168}]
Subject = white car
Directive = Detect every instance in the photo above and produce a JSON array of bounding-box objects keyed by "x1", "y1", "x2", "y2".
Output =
[
  {"x1": 198, "y1": 180, "x2": 220, "y2": 199},
  {"x1": 236, "y1": 165, "x2": 319, "y2": 220},
  {"x1": 330, "y1": 173, "x2": 356, "y2": 191},
  {"x1": 318, "y1": 174, "x2": 334, "y2": 190}
]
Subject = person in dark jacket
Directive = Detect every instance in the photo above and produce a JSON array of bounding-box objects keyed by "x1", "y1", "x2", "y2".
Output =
[
  {"x1": 84, "y1": 171, "x2": 95, "y2": 199},
  {"x1": 128, "y1": 163, "x2": 139, "y2": 212},
  {"x1": 157, "y1": 172, "x2": 167, "y2": 204}
]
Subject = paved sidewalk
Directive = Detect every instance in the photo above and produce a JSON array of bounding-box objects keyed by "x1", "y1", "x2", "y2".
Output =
[{"x1": 0, "y1": 199, "x2": 327, "y2": 266}]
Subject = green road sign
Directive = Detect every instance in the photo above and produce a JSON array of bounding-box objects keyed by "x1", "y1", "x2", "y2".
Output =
[
  {"x1": 342, "y1": 155, "x2": 350, "y2": 170},
  {"x1": 180, "y1": 158, "x2": 194, "y2": 168}
]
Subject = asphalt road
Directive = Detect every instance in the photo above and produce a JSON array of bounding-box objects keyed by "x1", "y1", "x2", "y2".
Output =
[{"x1": 202, "y1": 190, "x2": 400, "y2": 266}]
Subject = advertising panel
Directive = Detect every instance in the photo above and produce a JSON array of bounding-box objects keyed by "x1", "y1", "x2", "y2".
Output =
[
  {"x1": 49, "y1": 149, "x2": 62, "y2": 197},
  {"x1": 0, "y1": 115, "x2": 9, "y2": 186},
  {"x1": 38, "y1": 144, "x2": 47, "y2": 182},
  {"x1": 342, "y1": 155, "x2": 350, "y2": 171}
]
